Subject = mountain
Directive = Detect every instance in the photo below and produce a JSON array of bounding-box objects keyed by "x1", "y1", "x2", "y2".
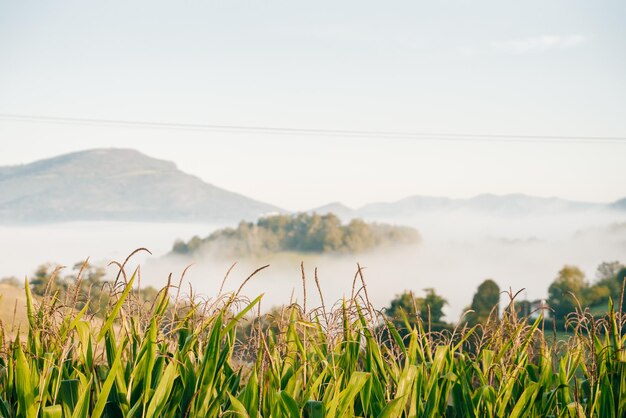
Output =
[
  {"x1": 314, "y1": 193, "x2": 608, "y2": 221},
  {"x1": 612, "y1": 197, "x2": 626, "y2": 211},
  {"x1": 462, "y1": 193, "x2": 600, "y2": 215},
  {"x1": 2, "y1": 148, "x2": 622, "y2": 224},
  {"x1": 0, "y1": 148, "x2": 282, "y2": 223},
  {"x1": 309, "y1": 202, "x2": 356, "y2": 220}
]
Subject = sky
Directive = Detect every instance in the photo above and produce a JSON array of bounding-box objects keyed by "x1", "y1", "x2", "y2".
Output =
[{"x1": 0, "y1": 0, "x2": 625, "y2": 211}]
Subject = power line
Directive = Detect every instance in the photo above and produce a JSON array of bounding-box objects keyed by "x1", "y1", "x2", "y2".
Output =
[{"x1": 1, "y1": 113, "x2": 625, "y2": 144}]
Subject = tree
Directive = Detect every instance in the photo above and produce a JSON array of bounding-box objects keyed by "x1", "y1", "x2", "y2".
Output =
[
  {"x1": 548, "y1": 265, "x2": 587, "y2": 321},
  {"x1": 387, "y1": 292, "x2": 419, "y2": 323},
  {"x1": 319, "y1": 214, "x2": 344, "y2": 252},
  {"x1": 467, "y1": 279, "x2": 500, "y2": 326},
  {"x1": 0, "y1": 276, "x2": 20, "y2": 287},
  {"x1": 386, "y1": 288, "x2": 447, "y2": 327},
  {"x1": 173, "y1": 213, "x2": 420, "y2": 257},
  {"x1": 617, "y1": 267, "x2": 626, "y2": 311},
  {"x1": 30, "y1": 263, "x2": 62, "y2": 296},
  {"x1": 62, "y1": 261, "x2": 109, "y2": 312},
  {"x1": 583, "y1": 285, "x2": 611, "y2": 307},
  {"x1": 594, "y1": 261, "x2": 625, "y2": 301},
  {"x1": 421, "y1": 288, "x2": 447, "y2": 324},
  {"x1": 172, "y1": 239, "x2": 189, "y2": 254},
  {"x1": 515, "y1": 300, "x2": 532, "y2": 318},
  {"x1": 596, "y1": 261, "x2": 624, "y2": 282},
  {"x1": 343, "y1": 219, "x2": 376, "y2": 253}
]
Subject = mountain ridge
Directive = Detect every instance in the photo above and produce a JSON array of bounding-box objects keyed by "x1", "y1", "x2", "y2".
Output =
[
  {"x1": 0, "y1": 148, "x2": 282, "y2": 223},
  {"x1": 311, "y1": 193, "x2": 620, "y2": 220},
  {"x1": 1, "y1": 148, "x2": 624, "y2": 224}
]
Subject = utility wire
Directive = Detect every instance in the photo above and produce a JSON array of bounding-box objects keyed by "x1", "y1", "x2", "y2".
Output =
[{"x1": 1, "y1": 113, "x2": 625, "y2": 144}]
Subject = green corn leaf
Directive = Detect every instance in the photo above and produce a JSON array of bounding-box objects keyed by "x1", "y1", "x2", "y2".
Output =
[
  {"x1": 221, "y1": 294, "x2": 263, "y2": 338},
  {"x1": 24, "y1": 278, "x2": 36, "y2": 330},
  {"x1": 146, "y1": 361, "x2": 178, "y2": 418},
  {"x1": 98, "y1": 270, "x2": 137, "y2": 341},
  {"x1": 92, "y1": 342, "x2": 124, "y2": 418},
  {"x1": 227, "y1": 393, "x2": 250, "y2": 418},
  {"x1": 0, "y1": 396, "x2": 11, "y2": 418},
  {"x1": 376, "y1": 397, "x2": 406, "y2": 418},
  {"x1": 238, "y1": 368, "x2": 259, "y2": 418},
  {"x1": 42, "y1": 405, "x2": 63, "y2": 418},
  {"x1": 70, "y1": 378, "x2": 92, "y2": 418},
  {"x1": 331, "y1": 372, "x2": 370, "y2": 418},
  {"x1": 279, "y1": 391, "x2": 300, "y2": 418},
  {"x1": 303, "y1": 400, "x2": 324, "y2": 418},
  {"x1": 509, "y1": 382, "x2": 539, "y2": 418},
  {"x1": 60, "y1": 379, "x2": 80, "y2": 417},
  {"x1": 64, "y1": 301, "x2": 90, "y2": 339},
  {"x1": 14, "y1": 342, "x2": 36, "y2": 418}
]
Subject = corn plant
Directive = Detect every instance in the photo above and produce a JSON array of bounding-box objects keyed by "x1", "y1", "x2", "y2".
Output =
[{"x1": 0, "y1": 260, "x2": 625, "y2": 417}]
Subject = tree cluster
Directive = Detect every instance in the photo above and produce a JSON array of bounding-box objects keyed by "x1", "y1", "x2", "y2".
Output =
[
  {"x1": 172, "y1": 213, "x2": 421, "y2": 257},
  {"x1": 384, "y1": 260, "x2": 626, "y2": 333},
  {"x1": 465, "y1": 279, "x2": 500, "y2": 326},
  {"x1": 0, "y1": 261, "x2": 160, "y2": 318},
  {"x1": 385, "y1": 288, "x2": 449, "y2": 334},
  {"x1": 547, "y1": 261, "x2": 626, "y2": 327}
]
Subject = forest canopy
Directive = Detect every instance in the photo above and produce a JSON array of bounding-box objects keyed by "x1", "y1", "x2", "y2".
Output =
[{"x1": 172, "y1": 213, "x2": 421, "y2": 257}]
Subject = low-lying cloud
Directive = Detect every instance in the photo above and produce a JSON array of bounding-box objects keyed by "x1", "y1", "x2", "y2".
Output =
[{"x1": 2, "y1": 209, "x2": 624, "y2": 322}]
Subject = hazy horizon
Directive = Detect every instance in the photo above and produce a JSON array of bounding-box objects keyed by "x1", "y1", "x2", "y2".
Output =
[
  {"x1": 2, "y1": 1, "x2": 625, "y2": 210},
  {"x1": 2, "y1": 206, "x2": 624, "y2": 321},
  {"x1": 0, "y1": 146, "x2": 624, "y2": 212},
  {"x1": 1, "y1": 1, "x2": 625, "y2": 320}
]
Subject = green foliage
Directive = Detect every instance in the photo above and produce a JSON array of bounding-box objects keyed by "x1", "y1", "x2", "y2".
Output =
[
  {"x1": 2, "y1": 261, "x2": 626, "y2": 418},
  {"x1": 548, "y1": 265, "x2": 587, "y2": 321},
  {"x1": 386, "y1": 288, "x2": 448, "y2": 328},
  {"x1": 3, "y1": 257, "x2": 626, "y2": 417},
  {"x1": 466, "y1": 279, "x2": 500, "y2": 326},
  {"x1": 593, "y1": 261, "x2": 625, "y2": 303},
  {"x1": 172, "y1": 213, "x2": 421, "y2": 257},
  {"x1": 24, "y1": 260, "x2": 160, "y2": 319},
  {"x1": 547, "y1": 262, "x2": 626, "y2": 325}
]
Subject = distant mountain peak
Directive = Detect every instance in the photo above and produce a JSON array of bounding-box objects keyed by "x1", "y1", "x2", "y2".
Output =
[
  {"x1": 0, "y1": 148, "x2": 282, "y2": 223},
  {"x1": 612, "y1": 197, "x2": 626, "y2": 210},
  {"x1": 312, "y1": 201, "x2": 353, "y2": 211},
  {"x1": 309, "y1": 201, "x2": 356, "y2": 220},
  {"x1": 358, "y1": 193, "x2": 607, "y2": 218}
]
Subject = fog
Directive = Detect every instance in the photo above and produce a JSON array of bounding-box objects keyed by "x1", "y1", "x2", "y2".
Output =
[
  {"x1": 0, "y1": 221, "x2": 218, "y2": 279},
  {"x1": 2, "y1": 210, "x2": 625, "y2": 321}
]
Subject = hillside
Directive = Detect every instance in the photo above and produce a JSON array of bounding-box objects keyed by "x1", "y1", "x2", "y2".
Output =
[
  {"x1": 0, "y1": 148, "x2": 282, "y2": 223},
  {"x1": 612, "y1": 197, "x2": 626, "y2": 210},
  {"x1": 0, "y1": 283, "x2": 29, "y2": 337},
  {"x1": 313, "y1": 193, "x2": 613, "y2": 221},
  {"x1": 1, "y1": 149, "x2": 622, "y2": 225},
  {"x1": 309, "y1": 202, "x2": 356, "y2": 220}
]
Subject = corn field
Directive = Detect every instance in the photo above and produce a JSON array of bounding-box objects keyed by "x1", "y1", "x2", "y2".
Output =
[{"x1": 0, "y1": 260, "x2": 625, "y2": 418}]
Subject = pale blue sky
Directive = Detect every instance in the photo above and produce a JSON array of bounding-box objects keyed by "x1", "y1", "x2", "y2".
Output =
[{"x1": 0, "y1": 1, "x2": 625, "y2": 210}]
